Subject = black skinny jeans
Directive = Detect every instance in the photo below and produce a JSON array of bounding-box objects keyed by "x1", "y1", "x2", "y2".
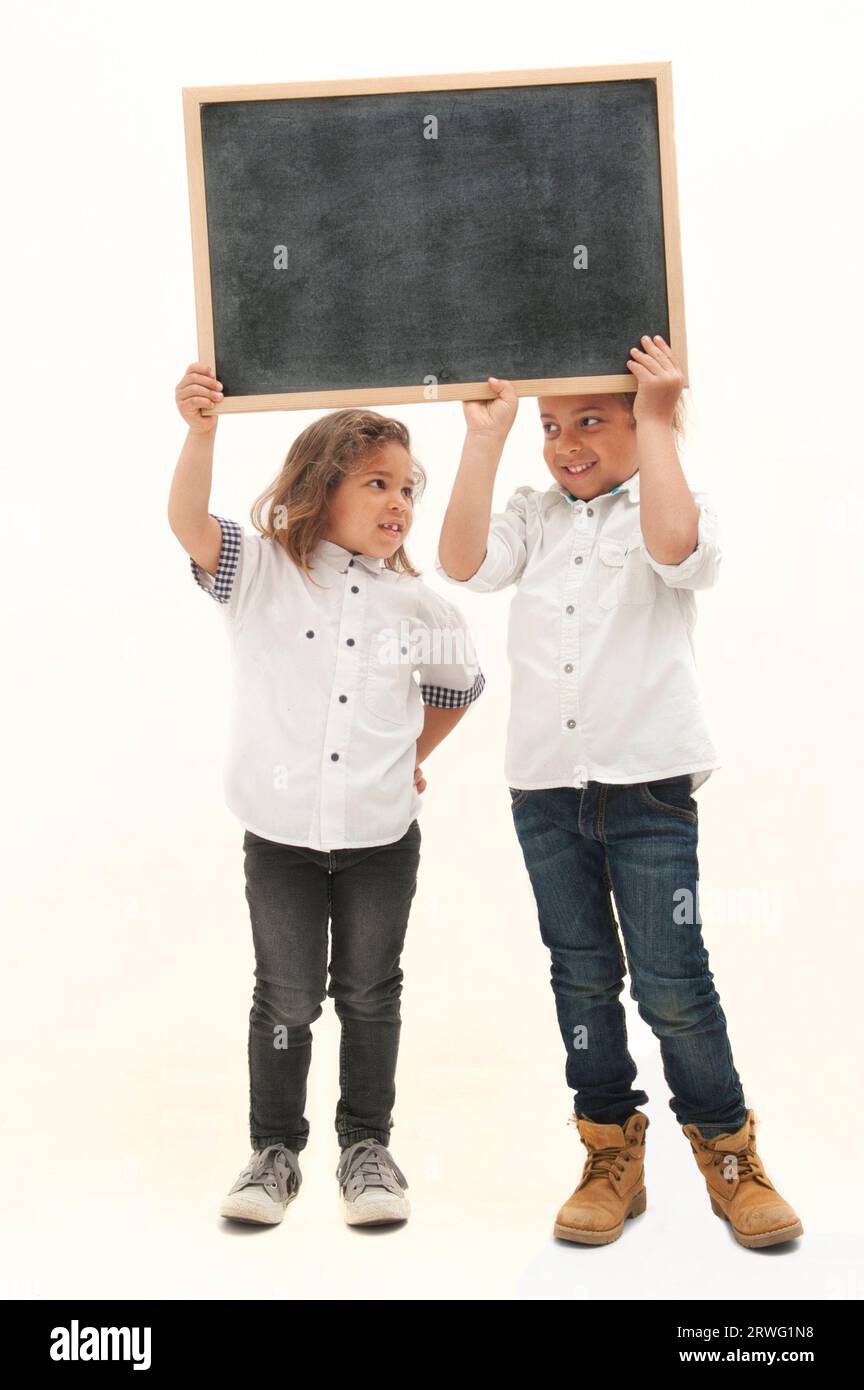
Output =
[{"x1": 242, "y1": 819, "x2": 421, "y2": 1153}]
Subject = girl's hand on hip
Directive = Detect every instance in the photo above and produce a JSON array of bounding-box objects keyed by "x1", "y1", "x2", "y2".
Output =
[
  {"x1": 175, "y1": 362, "x2": 223, "y2": 434},
  {"x1": 414, "y1": 764, "x2": 427, "y2": 795},
  {"x1": 626, "y1": 335, "x2": 683, "y2": 427},
  {"x1": 462, "y1": 377, "x2": 518, "y2": 440}
]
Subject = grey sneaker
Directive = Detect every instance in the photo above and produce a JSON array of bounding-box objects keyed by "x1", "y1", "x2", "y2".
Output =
[
  {"x1": 336, "y1": 1139, "x2": 410, "y2": 1226},
  {"x1": 219, "y1": 1143, "x2": 302, "y2": 1225}
]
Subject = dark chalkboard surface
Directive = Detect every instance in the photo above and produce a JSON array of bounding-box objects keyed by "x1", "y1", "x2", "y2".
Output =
[{"x1": 182, "y1": 65, "x2": 686, "y2": 413}]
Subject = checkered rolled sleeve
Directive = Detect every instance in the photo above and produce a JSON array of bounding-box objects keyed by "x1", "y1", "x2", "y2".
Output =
[
  {"x1": 190, "y1": 515, "x2": 242, "y2": 605},
  {"x1": 420, "y1": 670, "x2": 486, "y2": 708}
]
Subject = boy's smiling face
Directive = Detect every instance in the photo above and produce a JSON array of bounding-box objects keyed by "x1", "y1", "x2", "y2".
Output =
[
  {"x1": 322, "y1": 440, "x2": 415, "y2": 557},
  {"x1": 539, "y1": 394, "x2": 638, "y2": 501}
]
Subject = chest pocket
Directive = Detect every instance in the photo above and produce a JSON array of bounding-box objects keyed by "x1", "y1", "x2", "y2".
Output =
[
  {"x1": 363, "y1": 638, "x2": 415, "y2": 724},
  {"x1": 597, "y1": 538, "x2": 657, "y2": 609}
]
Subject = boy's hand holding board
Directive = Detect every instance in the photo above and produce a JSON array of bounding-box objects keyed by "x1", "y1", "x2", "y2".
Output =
[
  {"x1": 626, "y1": 335, "x2": 685, "y2": 427},
  {"x1": 462, "y1": 377, "x2": 519, "y2": 440}
]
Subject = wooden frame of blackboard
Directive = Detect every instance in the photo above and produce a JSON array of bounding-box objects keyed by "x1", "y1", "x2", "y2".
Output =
[{"x1": 182, "y1": 62, "x2": 687, "y2": 415}]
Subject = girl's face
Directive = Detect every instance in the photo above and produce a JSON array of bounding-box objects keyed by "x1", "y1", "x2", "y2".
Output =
[
  {"x1": 322, "y1": 441, "x2": 415, "y2": 557},
  {"x1": 539, "y1": 395, "x2": 638, "y2": 500}
]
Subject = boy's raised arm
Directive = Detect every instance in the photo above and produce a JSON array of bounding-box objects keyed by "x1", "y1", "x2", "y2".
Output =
[
  {"x1": 167, "y1": 362, "x2": 225, "y2": 576},
  {"x1": 437, "y1": 377, "x2": 518, "y2": 581}
]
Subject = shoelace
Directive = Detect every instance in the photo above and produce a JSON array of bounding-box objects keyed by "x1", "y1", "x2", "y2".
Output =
[
  {"x1": 691, "y1": 1130, "x2": 763, "y2": 1183},
  {"x1": 336, "y1": 1140, "x2": 407, "y2": 1197},
  {"x1": 568, "y1": 1118, "x2": 641, "y2": 1184},
  {"x1": 701, "y1": 1144, "x2": 760, "y2": 1181},
  {"x1": 582, "y1": 1145, "x2": 633, "y2": 1183},
  {"x1": 234, "y1": 1144, "x2": 301, "y2": 1200}
]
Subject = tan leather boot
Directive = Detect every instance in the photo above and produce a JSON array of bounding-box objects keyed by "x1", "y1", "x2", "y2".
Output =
[
  {"x1": 553, "y1": 1112, "x2": 648, "y2": 1244},
  {"x1": 683, "y1": 1108, "x2": 803, "y2": 1248}
]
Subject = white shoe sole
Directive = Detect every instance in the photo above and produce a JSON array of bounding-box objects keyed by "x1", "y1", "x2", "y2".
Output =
[
  {"x1": 341, "y1": 1194, "x2": 411, "y2": 1226},
  {"x1": 220, "y1": 1188, "x2": 298, "y2": 1225}
]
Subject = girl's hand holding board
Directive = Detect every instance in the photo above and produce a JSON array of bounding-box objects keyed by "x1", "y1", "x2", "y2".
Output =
[{"x1": 175, "y1": 361, "x2": 224, "y2": 435}]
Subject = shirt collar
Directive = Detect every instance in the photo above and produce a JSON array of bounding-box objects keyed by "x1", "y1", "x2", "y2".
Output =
[
  {"x1": 545, "y1": 469, "x2": 641, "y2": 508},
  {"x1": 311, "y1": 538, "x2": 387, "y2": 575}
]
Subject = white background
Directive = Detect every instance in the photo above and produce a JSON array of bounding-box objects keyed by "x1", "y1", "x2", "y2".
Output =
[{"x1": 2, "y1": 0, "x2": 862, "y2": 1302}]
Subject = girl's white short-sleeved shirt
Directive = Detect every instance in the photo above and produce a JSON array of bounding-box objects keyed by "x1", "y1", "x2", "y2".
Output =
[
  {"x1": 191, "y1": 517, "x2": 485, "y2": 850},
  {"x1": 434, "y1": 470, "x2": 721, "y2": 793}
]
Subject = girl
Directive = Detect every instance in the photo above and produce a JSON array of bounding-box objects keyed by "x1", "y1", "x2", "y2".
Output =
[
  {"x1": 169, "y1": 363, "x2": 485, "y2": 1228},
  {"x1": 435, "y1": 336, "x2": 802, "y2": 1250}
]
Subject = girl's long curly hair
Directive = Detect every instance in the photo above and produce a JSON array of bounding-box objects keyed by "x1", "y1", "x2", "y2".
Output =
[{"x1": 250, "y1": 409, "x2": 427, "y2": 587}]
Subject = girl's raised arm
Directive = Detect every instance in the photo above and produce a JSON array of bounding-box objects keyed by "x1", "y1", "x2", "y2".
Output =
[{"x1": 168, "y1": 362, "x2": 224, "y2": 576}]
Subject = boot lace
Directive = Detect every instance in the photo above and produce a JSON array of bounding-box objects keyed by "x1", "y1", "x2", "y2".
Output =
[
  {"x1": 693, "y1": 1137, "x2": 762, "y2": 1183},
  {"x1": 582, "y1": 1145, "x2": 632, "y2": 1183},
  {"x1": 568, "y1": 1116, "x2": 641, "y2": 1183}
]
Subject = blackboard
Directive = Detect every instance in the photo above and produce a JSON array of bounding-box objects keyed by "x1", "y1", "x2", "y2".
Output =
[{"x1": 182, "y1": 65, "x2": 686, "y2": 414}]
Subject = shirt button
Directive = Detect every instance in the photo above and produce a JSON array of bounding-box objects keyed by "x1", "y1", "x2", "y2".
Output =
[
  {"x1": 346, "y1": 638, "x2": 355, "y2": 646},
  {"x1": 339, "y1": 694, "x2": 347, "y2": 703},
  {"x1": 400, "y1": 646, "x2": 407, "y2": 655},
  {"x1": 564, "y1": 663, "x2": 573, "y2": 673},
  {"x1": 331, "y1": 752, "x2": 339, "y2": 761},
  {"x1": 348, "y1": 559, "x2": 355, "y2": 567},
  {"x1": 306, "y1": 630, "x2": 315, "y2": 638},
  {"x1": 586, "y1": 508, "x2": 594, "y2": 516},
  {"x1": 574, "y1": 555, "x2": 583, "y2": 565},
  {"x1": 351, "y1": 585, "x2": 359, "y2": 593},
  {"x1": 566, "y1": 605, "x2": 575, "y2": 614},
  {"x1": 566, "y1": 719, "x2": 576, "y2": 729}
]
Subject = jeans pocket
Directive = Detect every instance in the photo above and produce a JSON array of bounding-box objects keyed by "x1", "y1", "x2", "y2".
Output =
[
  {"x1": 509, "y1": 786, "x2": 530, "y2": 811},
  {"x1": 639, "y1": 775, "x2": 698, "y2": 822}
]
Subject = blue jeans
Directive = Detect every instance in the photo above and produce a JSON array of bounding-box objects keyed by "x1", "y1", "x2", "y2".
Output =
[
  {"x1": 242, "y1": 819, "x2": 421, "y2": 1152},
  {"x1": 509, "y1": 778, "x2": 747, "y2": 1138}
]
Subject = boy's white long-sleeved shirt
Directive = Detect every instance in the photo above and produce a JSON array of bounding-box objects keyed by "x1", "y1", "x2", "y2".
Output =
[
  {"x1": 434, "y1": 470, "x2": 721, "y2": 793},
  {"x1": 191, "y1": 517, "x2": 484, "y2": 849}
]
